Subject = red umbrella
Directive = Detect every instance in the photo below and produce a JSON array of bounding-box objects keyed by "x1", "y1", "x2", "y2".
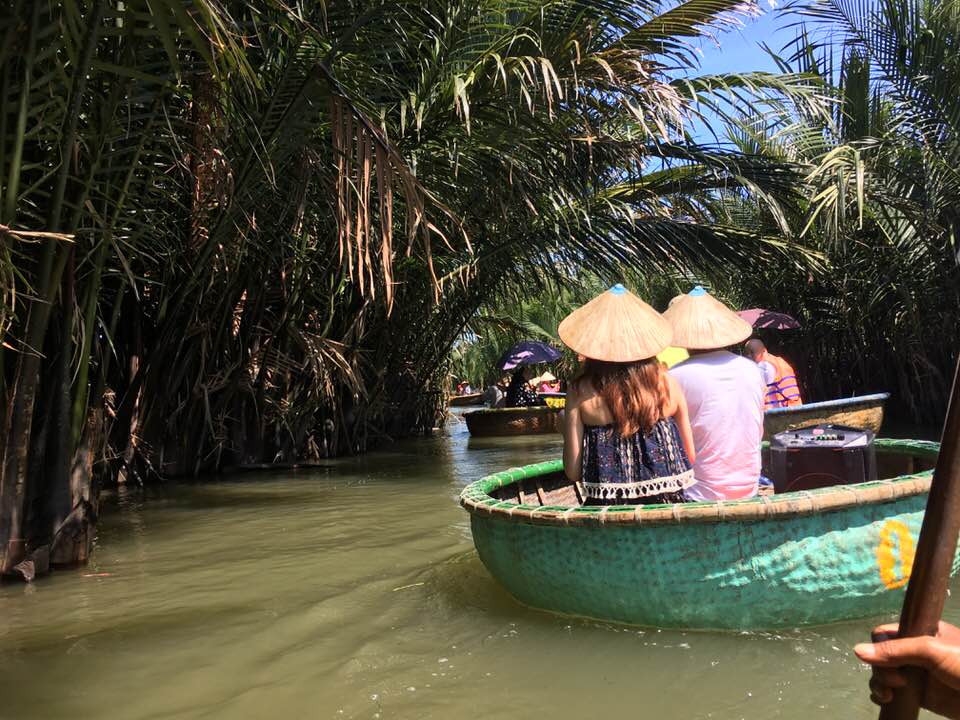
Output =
[{"x1": 737, "y1": 308, "x2": 801, "y2": 330}]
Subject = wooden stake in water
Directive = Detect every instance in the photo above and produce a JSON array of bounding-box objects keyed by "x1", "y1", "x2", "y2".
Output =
[{"x1": 878, "y1": 357, "x2": 960, "y2": 720}]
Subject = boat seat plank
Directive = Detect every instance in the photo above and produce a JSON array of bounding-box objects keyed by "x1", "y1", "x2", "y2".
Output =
[
  {"x1": 573, "y1": 481, "x2": 584, "y2": 504},
  {"x1": 534, "y1": 480, "x2": 547, "y2": 506},
  {"x1": 540, "y1": 484, "x2": 578, "y2": 507}
]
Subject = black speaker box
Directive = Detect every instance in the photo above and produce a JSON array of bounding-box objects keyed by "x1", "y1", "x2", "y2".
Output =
[{"x1": 769, "y1": 424, "x2": 876, "y2": 493}]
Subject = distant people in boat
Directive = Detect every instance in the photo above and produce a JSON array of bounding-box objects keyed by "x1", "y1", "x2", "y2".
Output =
[
  {"x1": 532, "y1": 371, "x2": 560, "y2": 393},
  {"x1": 664, "y1": 286, "x2": 764, "y2": 501},
  {"x1": 744, "y1": 338, "x2": 803, "y2": 409},
  {"x1": 557, "y1": 285, "x2": 697, "y2": 506},
  {"x1": 856, "y1": 620, "x2": 960, "y2": 718},
  {"x1": 504, "y1": 368, "x2": 542, "y2": 407},
  {"x1": 456, "y1": 381, "x2": 474, "y2": 395}
]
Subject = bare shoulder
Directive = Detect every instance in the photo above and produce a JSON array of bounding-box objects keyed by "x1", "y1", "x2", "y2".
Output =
[
  {"x1": 660, "y1": 372, "x2": 682, "y2": 414},
  {"x1": 567, "y1": 377, "x2": 600, "y2": 411}
]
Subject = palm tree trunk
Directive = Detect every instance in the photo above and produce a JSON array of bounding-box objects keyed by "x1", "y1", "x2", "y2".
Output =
[
  {"x1": 0, "y1": 0, "x2": 104, "y2": 573},
  {"x1": 46, "y1": 249, "x2": 78, "y2": 565},
  {"x1": 190, "y1": 72, "x2": 219, "y2": 251},
  {"x1": 116, "y1": 306, "x2": 143, "y2": 485}
]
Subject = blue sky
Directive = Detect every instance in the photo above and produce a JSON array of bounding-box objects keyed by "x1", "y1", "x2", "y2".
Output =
[
  {"x1": 696, "y1": 8, "x2": 784, "y2": 76},
  {"x1": 685, "y1": 7, "x2": 794, "y2": 143}
]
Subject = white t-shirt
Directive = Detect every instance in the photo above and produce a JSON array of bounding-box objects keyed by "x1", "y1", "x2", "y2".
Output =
[{"x1": 670, "y1": 350, "x2": 765, "y2": 501}]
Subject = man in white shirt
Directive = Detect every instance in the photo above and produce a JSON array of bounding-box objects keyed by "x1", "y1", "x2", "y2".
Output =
[{"x1": 664, "y1": 287, "x2": 764, "y2": 500}]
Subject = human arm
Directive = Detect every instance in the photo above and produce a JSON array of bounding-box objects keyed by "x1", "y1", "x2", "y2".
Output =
[
  {"x1": 562, "y1": 383, "x2": 584, "y2": 482},
  {"x1": 667, "y1": 374, "x2": 696, "y2": 464},
  {"x1": 855, "y1": 621, "x2": 960, "y2": 719}
]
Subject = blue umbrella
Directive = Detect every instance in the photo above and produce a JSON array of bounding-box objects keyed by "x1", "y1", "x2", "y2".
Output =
[{"x1": 496, "y1": 340, "x2": 562, "y2": 370}]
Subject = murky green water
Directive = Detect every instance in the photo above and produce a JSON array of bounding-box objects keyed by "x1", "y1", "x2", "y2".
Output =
[{"x1": 0, "y1": 413, "x2": 949, "y2": 719}]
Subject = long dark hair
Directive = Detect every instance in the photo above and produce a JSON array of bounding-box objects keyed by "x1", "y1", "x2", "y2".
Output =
[{"x1": 577, "y1": 357, "x2": 667, "y2": 436}]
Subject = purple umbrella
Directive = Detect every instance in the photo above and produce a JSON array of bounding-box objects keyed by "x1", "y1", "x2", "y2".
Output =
[
  {"x1": 496, "y1": 340, "x2": 562, "y2": 370},
  {"x1": 737, "y1": 308, "x2": 801, "y2": 330}
]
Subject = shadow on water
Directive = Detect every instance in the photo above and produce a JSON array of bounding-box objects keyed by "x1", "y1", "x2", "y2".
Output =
[{"x1": 424, "y1": 549, "x2": 534, "y2": 620}]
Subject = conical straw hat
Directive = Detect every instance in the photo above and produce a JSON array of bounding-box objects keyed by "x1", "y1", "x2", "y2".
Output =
[
  {"x1": 558, "y1": 285, "x2": 672, "y2": 362},
  {"x1": 663, "y1": 286, "x2": 752, "y2": 350}
]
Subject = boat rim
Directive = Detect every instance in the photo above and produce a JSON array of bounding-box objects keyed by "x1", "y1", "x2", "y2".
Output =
[
  {"x1": 465, "y1": 406, "x2": 562, "y2": 415},
  {"x1": 764, "y1": 392, "x2": 891, "y2": 416},
  {"x1": 459, "y1": 437, "x2": 939, "y2": 527}
]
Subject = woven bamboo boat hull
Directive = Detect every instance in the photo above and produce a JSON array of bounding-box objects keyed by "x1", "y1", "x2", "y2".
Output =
[
  {"x1": 460, "y1": 438, "x2": 957, "y2": 630},
  {"x1": 764, "y1": 392, "x2": 889, "y2": 440},
  {"x1": 449, "y1": 393, "x2": 484, "y2": 407},
  {"x1": 464, "y1": 407, "x2": 561, "y2": 436}
]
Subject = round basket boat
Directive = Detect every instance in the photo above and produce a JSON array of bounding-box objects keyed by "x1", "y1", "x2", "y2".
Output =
[
  {"x1": 465, "y1": 406, "x2": 561, "y2": 436},
  {"x1": 449, "y1": 392, "x2": 484, "y2": 407},
  {"x1": 764, "y1": 392, "x2": 889, "y2": 441},
  {"x1": 459, "y1": 438, "x2": 955, "y2": 630}
]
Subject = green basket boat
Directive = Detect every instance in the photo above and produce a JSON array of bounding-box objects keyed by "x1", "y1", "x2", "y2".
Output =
[
  {"x1": 460, "y1": 438, "x2": 958, "y2": 630},
  {"x1": 763, "y1": 392, "x2": 889, "y2": 441},
  {"x1": 464, "y1": 406, "x2": 561, "y2": 436}
]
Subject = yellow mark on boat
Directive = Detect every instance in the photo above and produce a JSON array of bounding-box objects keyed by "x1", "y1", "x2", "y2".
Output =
[{"x1": 876, "y1": 519, "x2": 916, "y2": 590}]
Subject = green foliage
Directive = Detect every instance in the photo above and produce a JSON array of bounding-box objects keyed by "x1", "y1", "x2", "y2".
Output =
[
  {"x1": 457, "y1": 0, "x2": 960, "y2": 433},
  {"x1": 0, "y1": 0, "x2": 838, "y2": 570},
  {"x1": 721, "y1": 0, "x2": 960, "y2": 425},
  {"x1": 450, "y1": 271, "x2": 693, "y2": 386},
  {"x1": 1, "y1": 0, "x2": 814, "y2": 464},
  {"x1": 449, "y1": 279, "x2": 593, "y2": 387}
]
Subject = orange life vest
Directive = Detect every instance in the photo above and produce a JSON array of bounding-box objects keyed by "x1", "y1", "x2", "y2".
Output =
[{"x1": 763, "y1": 352, "x2": 802, "y2": 409}]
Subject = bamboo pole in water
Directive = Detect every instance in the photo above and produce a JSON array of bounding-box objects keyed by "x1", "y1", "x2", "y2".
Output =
[{"x1": 878, "y1": 356, "x2": 960, "y2": 720}]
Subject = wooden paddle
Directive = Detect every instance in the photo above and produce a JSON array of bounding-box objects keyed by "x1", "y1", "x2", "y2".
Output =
[{"x1": 878, "y1": 356, "x2": 960, "y2": 720}]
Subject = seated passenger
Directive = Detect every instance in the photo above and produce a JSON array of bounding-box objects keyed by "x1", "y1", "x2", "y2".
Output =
[
  {"x1": 482, "y1": 382, "x2": 504, "y2": 408},
  {"x1": 744, "y1": 338, "x2": 803, "y2": 409},
  {"x1": 504, "y1": 368, "x2": 541, "y2": 407},
  {"x1": 664, "y1": 287, "x2": 764, "y2": 501},
  {"x1": 558, "y1": 285, "x2": 697, "y2": 506}
]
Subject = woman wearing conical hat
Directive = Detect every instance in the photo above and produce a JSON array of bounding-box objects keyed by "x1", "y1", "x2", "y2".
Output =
[
  {"x1": 664, "y1": 286, "x2": 765, "y2": 501},
  {"x1": 558, "y1": 285, "x2": 697, "y2": 506}
]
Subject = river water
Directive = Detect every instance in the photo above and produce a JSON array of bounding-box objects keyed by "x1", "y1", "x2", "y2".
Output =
[{"x1": 0, "y1": 413, "x2": 950, "y2": 719}]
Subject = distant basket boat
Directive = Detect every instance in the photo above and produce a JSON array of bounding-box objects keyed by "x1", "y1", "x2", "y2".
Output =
[
  {"x1": 465, "y1": 406, "x2": 561, "y2": 436},
  {"x1": 449, "y1": 392, "x2": 484, "y2": 407},
  {"x1": 460, "y1": 438, "x2": 947, "y2": 630},
  {"x1": 764, "y1": 392, "x2": 889, "y2": 440},
  {"x1": 537, "y1": 391, "x2": 566, "y2": 400}
]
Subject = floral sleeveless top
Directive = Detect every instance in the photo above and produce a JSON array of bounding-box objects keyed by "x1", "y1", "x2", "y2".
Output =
[{"x1": 581, "y1": 417, "x2": 694, "y2": 504}]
